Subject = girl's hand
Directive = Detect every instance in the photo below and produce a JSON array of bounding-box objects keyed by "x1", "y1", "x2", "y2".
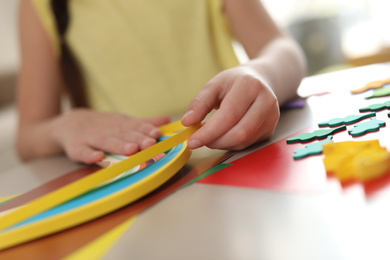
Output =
[
  {"x1": 52, "y1": 109, "x2": 170, "y2": 164},
  {"x1": 181, "y1": 66, "x2": 279, "y2": 150}
]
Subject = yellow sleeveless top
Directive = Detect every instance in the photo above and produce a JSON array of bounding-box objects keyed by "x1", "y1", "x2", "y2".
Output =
[{"x1": 32, "y1": 0, "x2": 239, "y2": 117}]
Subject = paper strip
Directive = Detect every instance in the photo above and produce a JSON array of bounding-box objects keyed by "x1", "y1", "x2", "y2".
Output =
[
  {"x1": 63, "y1": 217, "x2": 136, "y2": 260},
  {"x1": 0, "y1": 124, "x2": 202, "y2": 232}
]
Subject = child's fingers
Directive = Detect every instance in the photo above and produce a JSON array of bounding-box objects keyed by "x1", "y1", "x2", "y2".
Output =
[
  {"x1": 141, "y1": 116, "x2": 171, "y2": 139},
  {"x1": 114, "y1": 129, "x2": 158, "y2": 150},
  {"x1": 85, "y1": 135, "x2": 139, "y2": 155},
  {"x1": 118, "y1": 119, "x2": 163, "y2": 140},
  {"x1": 68, "y1": 132, "x2": 158, "y2": 164},
  {"x1": 186, "y1": 83, "x2": 257, "y2": 149},
  {"x1": 66, "y1": 145, "x2": 105, "y2": 164},
  {"x1": 132, "y1": 123, "x2": 162, "y2": 140},
  {"x1": 181, "y1": 84, "x2": 221, "y2": 126},
  {"x1": 89, "y1": 130, "x2": 161, "y2": 153},
  {"x1": 56, "y1": 110, "x2": 171, "y2": 164},
  {"x1": 203, "y1": 96, "x2": 278, "y2": 150}
]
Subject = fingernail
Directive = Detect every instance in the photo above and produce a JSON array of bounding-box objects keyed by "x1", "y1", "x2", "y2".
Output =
[
  {"x1": 182, "y1": 110, "x2": 193, "y2": 121},
  {"x1": 188, "y1": 139, "x2": 202, "y2": 149},
  {"x1": 91, "y1": 151, "x2": 104, "y2": 163},
  {"x1": 142, "y1": 138, "x2": 156, "y2": 149},
  {"x1": 149, "y1": 128, "x2": 161, "y2": 138},
  {"x1": 124, "y1": 143, "x2": 138, "y2": 154}
]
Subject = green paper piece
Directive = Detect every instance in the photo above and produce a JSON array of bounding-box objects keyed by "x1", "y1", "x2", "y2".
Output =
[
  {"x1": 293, "y1": 136, "x2": 333, "y2": 160},
  {"x1": 348, "y1": 117, "x2": 386, "y2": 137},
  {"x1": 286, "y1": 125, "x2": 346, "y2": 144},
  {"x1": 366, "y1": 87, "x2": 390, "y2": 99},
  {"x1": 181, "y1": 163, "x2": 231, "y2": 188},
  {"x1": 359, "y1": 100, "x2": 390, "y2": 112},
  {"x1": 318, "y1": 112, "x2": 376, "y2": 127}
]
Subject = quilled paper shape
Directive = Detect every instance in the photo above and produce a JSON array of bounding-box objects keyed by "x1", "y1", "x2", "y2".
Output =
[
  {"x1": 359, "y1": 100, "x2": 390, "y2": 112},
  {"x1": 366, "y1": 87, "x2": 390, "y2": 99},
  {"x1": 350, "y1": 78, "x2": 390, "y2": 94},
  {"x1": 322, "y1": 140, "x2": 390, "y2": 182},
  {"x1": 293, "y1": 136, "x2": 333, "y2": 159},
  {"x1": 353, "y1": 148, "x2": 390, "y2": 182},
  {"x1": 286, "y1": 125, "x2": 346, "y2": 144},
  {"x1": 0, "y1": 124, "x2": 202, "y2": 251},
  {"x1": 318, "y1": 112, "x2": 376, "y2": 127},
  {"x1": 323, "y1": 140, "x2": 379, "y2": 181},
  {"x1": 348, "y1": 118, "x2": 385, "y2": 137}
]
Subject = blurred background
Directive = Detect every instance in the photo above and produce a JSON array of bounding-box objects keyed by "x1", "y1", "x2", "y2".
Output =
[
  {"x1": 264, "y1": 0, "x2": 390, "y2": 74},
  {"x1": 0, "y1": 0, "x2": 390, "y2": 170},
  {"x1": 1, "y1": 0, "x2": 390, "y2": 107},
  {"x1": 0, "y1": 0, "x2": 18, "y2": 107}
]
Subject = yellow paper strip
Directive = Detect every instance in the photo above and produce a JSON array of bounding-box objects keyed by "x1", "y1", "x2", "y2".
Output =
[
  {"x1": 159, "y1": 120, "x2": 187, "y2": 134},
  {"x1": 0, "y1": 124, "x2": 201, "y2": 231},
  {"x1": 0, "y1": 135, "x2": 190, "y2": 250},
  {"x1": 63, "y1": 217, "x2": 136, "y2": 260}
]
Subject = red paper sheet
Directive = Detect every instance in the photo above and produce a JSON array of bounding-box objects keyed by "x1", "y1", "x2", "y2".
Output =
[
  {"x1": 197, "y1": 127, "x2": 341, "y2": 193},
  {"x1": 198, "y1": 117, "x2": 390, "y2": 194}
]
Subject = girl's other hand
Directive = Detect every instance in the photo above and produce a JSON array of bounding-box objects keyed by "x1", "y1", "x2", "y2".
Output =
[{"x1": 51, "y1": 109, "x2": 170, "y2": 164}]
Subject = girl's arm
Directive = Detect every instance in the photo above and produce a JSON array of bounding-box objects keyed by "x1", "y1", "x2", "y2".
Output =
[
  {"x1": 17, "y1": 0, "x2": 64, "y2": 160},
  {"x1": 182, "y1": 0, "x2": 306, "y2": 150},
  {"x1": 223, "y1": 0, "x2": 306, "y2": 104},
  {"x1": 17, "y1": 1, "x2": 169, "y2": 164}
]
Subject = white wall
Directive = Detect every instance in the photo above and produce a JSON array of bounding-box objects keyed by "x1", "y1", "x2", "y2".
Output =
[
  {"x1": 0, "y1": 0, "x2": 19, "y2": 73},
  {"x1": 0, "y1": 0, "x2": 19, "y2": 105}
]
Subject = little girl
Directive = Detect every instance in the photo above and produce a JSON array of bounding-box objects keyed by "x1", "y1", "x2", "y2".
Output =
[{"x1": 16, "y1": 0, "x2": 306, "y2": 164}]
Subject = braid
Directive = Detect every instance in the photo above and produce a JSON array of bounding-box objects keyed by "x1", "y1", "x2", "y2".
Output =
[
  {"x1": 50, "y1": 0, "x2": 88, "y2": 107},
  {"x1": 50, "y1": 0, "x2": 68, "y2": 36}
]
